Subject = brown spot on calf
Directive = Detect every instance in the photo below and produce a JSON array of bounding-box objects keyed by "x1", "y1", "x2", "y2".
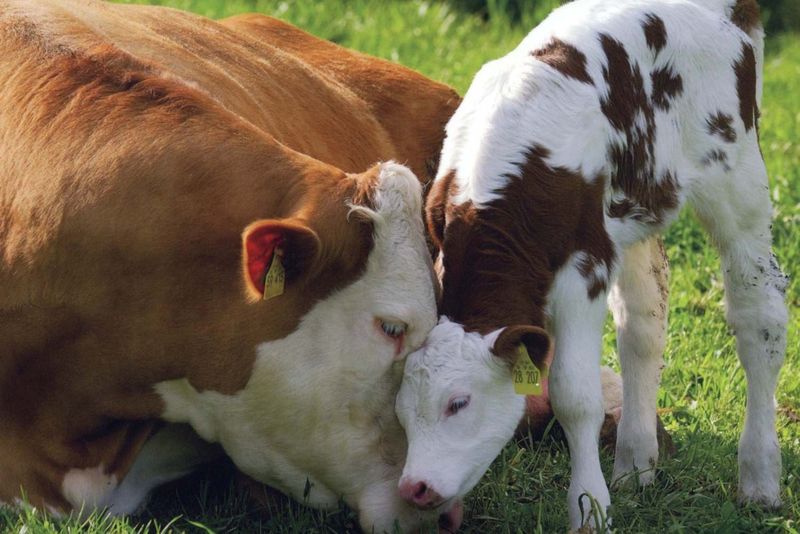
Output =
[
  {"x1": 532, "y1": 38, "x2": 594, "y2": 85},
  {"x1": 642, "y1": 14, "x2": 667, "y2": 54},
  {"x1": 707, "y1": 112, "x2": 737, "y2": 142},
  {"x1": 651, "y1": 65, "x2": 683, "y2": 111},
  {"x1": 734, "y1": 42, "x2": 757, "y2": 132},
  {"x1": 731, "y1": 0, "x2": 761, "y2": 35},
  {"x1": 599, "y1": 34, "x2": 679, "y2": 224}
]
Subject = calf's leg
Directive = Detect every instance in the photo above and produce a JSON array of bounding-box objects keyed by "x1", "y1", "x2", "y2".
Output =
[
  {"x1": 548, "y1": 261, "x2": 611, "y2": 530},
  {"x1": 691, "y1": 148, "x2": 787, "y2": 507},
  {"x1": 608, "y1": 236, "x2": 669, "y2": 487}
]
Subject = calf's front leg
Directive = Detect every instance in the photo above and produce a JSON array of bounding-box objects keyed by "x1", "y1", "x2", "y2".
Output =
[{"x1": 548, "y1": 259, "x2": 611, "y2": 531}]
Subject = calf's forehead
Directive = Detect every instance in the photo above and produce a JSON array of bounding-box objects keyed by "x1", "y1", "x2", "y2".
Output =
[{"x1": 403, "y1": 320, "x2": 495, "y2": 386}]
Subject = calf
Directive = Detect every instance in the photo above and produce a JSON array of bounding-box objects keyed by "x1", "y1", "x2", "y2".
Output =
[
  {"x1": 395, "y1": 0, "x2": 788, "y2": 529},
  {"x1": 0, "y1": 1, "x2": 462, "y2": 531}
]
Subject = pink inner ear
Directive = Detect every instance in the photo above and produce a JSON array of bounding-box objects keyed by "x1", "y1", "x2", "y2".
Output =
[{"x1": 245, "y1": 226, "x2": 284, "y2": 295}]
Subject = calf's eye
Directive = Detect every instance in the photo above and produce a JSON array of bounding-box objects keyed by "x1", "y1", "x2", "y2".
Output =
[{"x1": 447, "y1": 395, "x2": 471, "y2": 416}]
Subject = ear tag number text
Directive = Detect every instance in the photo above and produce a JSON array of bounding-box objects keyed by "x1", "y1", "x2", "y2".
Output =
[{"x1": 512, "y1": 345, "x2": 545, "y2": 396}]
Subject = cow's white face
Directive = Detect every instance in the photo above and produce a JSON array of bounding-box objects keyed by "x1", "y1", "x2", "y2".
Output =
[
  {"x1": 395, "y1": 318, "x2": 550, "y2": 509},
  {"x1": 157, "y1": 162, "x2": 444, "y2": 532}
]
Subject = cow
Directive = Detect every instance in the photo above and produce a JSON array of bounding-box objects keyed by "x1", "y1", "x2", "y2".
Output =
[
  {"x1": 0, "y1": 0, "x2": 465, "y2": 531},
  {"x1": 394, "y1": 0, "x2": 788, "y2": 530}
]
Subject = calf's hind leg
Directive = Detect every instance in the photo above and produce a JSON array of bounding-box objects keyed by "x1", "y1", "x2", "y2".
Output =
[
  {"x1": 691, "y1": 150, "x2": 788, "y2": 507},
  {"x1": 609, "y1": 236, "x2": 669, "y2": 487}
]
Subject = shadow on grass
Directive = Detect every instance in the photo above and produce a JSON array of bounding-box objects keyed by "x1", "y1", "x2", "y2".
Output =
[{"x1": 124, "y1": 416, "x2": 799, "y2": 533}]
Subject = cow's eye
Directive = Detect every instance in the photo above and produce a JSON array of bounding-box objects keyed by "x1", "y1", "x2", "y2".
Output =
[
  {"x1": 447, "y1": 395, "x2": 471, "y2": 416},
  {"x1": 380, "y1": 320, "x2": 407, "y2": 339}
]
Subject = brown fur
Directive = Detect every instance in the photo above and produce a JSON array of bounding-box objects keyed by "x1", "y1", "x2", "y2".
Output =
[
  {"x1": 531, "y1": 38, "x2": 594, "y2": 85},
  {"x1": 731, "y1": 0, "x2": 762, "y2": 35},
  {"x1": 426, "y1": 170, "x2": 458, "y2": 247},
  {"x1": 0, "y1": 0, "x2": 459, "y2": 511},
  {"x1": 599, "y1": 34, "x2": 680, "y2": 224},
  {"x1": 642, "y1": 13, "x2": 667, "y2": 54},
  {"x1": 435, "y1": 146, "x2": 614, "y2": 335},
  {"x1": 707, "y1": 111, "x2": 738, "y2": 142},
  {"x1": 651, "y1": 65, "x2": 684, "y2": 111},
  {"x1": 218, "y1": 14, "x2": 461, "y2": 184},
  {"x1": 491, "y1": 325, "x2": 551, "y2": 368},
  {"x1": 734, "y1": 42, "x2": 758, "y2": 132}
]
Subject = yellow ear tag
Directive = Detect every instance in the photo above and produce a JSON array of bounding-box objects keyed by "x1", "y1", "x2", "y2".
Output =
[
  {"x1": 262, "y1": 250, "x2": 285, "y2": 301},
  {"x1": 512, "y1": 345, "x2": 545, "y2": 396}
]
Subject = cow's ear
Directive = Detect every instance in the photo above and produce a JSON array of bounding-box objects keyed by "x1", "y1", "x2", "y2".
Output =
[
  {"x1": 242, "y1": 218, "x2": 320, "y2": 300},
  {"x1": 491, "y1": 325, "x2": 551, "y2": 370}
]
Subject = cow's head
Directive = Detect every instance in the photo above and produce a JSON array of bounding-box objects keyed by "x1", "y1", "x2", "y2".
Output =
[
  {"x1": 395, "y1": 317, "x2": 550, "y2": 509},
  {"x1": 241, "y1": 161, "x2": 438, "y2": 369},
  {"x1": 230, "y1": 162, "x2": 445, "y2": 532}
]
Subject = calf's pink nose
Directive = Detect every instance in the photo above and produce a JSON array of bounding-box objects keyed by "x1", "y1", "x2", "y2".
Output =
[{"x1": 398, "y1": 478, "x2": 443, "y2": 509}]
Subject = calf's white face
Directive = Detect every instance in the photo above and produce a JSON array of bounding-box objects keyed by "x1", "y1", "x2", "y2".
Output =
[{"x1": 395, "y1": 318, "x2": 550, "y2": 508}]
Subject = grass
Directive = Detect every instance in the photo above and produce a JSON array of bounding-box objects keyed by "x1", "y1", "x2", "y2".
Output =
[{"x1": 2, "y1": 1, "x2": 798, "y2": 532}]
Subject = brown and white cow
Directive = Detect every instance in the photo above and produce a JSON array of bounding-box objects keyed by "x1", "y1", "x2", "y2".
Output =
[
  {"x1": 0, "y1": 1, "x2": 463, "y2": 530},
  {"x1": 396, "y1": 0, "x2": 788, "y2": 530}
]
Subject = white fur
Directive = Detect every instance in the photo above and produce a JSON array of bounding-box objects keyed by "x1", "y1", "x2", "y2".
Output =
[
  {"x1": 402, "y1": 0, "x2": 787, "y2": 530},
  {"x1": 154, "y1": 162, "x2": 440, "y2": 532},
  {"x1": 396, "y1": 319, "x2": 526, "y2": 504},
  {"x1": 110, "y1": 424, "x2": 221, "y2": 515},
  {"x1": 608, "y1": 237, "x2": 668, "y2": 487},
  {"x1": 60, "y1": 425, "x2": 220, "y2": 516},
  {"x1": 61, "y1": 465, "x2": 118, "y2": 513}
]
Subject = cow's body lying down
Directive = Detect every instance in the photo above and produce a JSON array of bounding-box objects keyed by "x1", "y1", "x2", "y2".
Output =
[
  {"x1": 396, "y1": 0, "x2": 788, "y2": 529},
  {"x1": 0, "y1": 1, "x2": 462, "y2": 529}
]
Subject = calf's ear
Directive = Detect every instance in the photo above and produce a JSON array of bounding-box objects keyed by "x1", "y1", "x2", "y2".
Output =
[
  {"x1": 242, "y1": 218, "x2": 320, "y2": 300},
  {"x1": 425, "y1": 170, "x2": 456, "y2": 248},
  {"x1": 491, "y1": 325, "x2": 551, "y2": 370}
]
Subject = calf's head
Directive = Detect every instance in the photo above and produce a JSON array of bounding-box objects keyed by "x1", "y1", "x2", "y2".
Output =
[{"x1": 396, "y1": 317, "x2": 550, "y2": 509}]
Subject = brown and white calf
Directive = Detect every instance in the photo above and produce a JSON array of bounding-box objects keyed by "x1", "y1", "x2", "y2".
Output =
[
  {"x1": 0, "y1": 1, "x2": 462, "y2": 530},
  {"x1": 395, "y1": 0, "x2": 788, "y2": 529}
]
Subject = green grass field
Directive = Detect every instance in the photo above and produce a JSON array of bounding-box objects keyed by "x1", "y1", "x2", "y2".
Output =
[{"x1": 1, "y1": 1, "x2": 798, "y2": 532}]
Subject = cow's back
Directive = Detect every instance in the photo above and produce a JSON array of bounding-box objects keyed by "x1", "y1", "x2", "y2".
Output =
[
  {"x1": 2, "y1": 0, "x2": 458, "y2": 177},
  {"x1": 218, "y1": 13, "x2": 461, "y2": 179}
]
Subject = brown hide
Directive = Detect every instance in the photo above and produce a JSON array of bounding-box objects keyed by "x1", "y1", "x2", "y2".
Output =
[
  {"x1": 432, "y1": 147, "x2": 614, "y2": 335},
  {"x1": 0, "y1": 0, "x2": 459, "y2": 510}
]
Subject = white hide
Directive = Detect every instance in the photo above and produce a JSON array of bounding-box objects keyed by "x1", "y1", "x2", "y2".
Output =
[
  {"x1": 62, "y1": 465, "x2": 118, "y2": 513},
  {"x1": 60, "y1": 424, "x2": 221, "y2": 516},
  {"x1": 396, "y1": 318, "x2": 526, "y2": 505},
  {"x1": 403, "y1": 0, "x2": 787, "y2": 530},
  {"x1": 154, "y1": 162, "x2": 440, "y2": 532}
]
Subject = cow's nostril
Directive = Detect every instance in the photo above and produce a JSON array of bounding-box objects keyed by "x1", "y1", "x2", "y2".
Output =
[{"x1": 414, "y1": 482, "x2": 428, "y2": 499}]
